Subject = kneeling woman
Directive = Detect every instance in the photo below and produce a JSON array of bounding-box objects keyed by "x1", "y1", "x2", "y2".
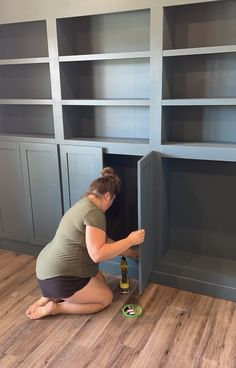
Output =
[{"x1": 26, "y1": 167, "x2": 145, "y2": 319}]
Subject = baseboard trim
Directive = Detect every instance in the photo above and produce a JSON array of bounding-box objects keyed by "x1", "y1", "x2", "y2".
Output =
[
  {"x1": 150, "y1": 270, "x2": 236, "y2": 302},
  {"x1": 0, "y1": 238, "x2": 42, "y2": 257}
]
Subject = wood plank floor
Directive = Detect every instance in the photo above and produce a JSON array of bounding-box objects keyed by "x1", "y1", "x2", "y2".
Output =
[{"x1": 0, "y1": 249, "x2": 236, "y2": 368}]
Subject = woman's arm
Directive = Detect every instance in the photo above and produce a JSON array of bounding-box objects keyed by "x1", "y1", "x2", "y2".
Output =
[
  {"x1": 86, "y1": 226, "x2": 145, "y2": 263},
  {"x1": 106, "y1": 237, "x2": 139, "y2": 260}
]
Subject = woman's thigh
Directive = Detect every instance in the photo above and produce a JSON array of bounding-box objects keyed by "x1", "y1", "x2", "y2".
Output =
[{"x1": 64, "y1": 272, "x2": 113, "y2": 306}]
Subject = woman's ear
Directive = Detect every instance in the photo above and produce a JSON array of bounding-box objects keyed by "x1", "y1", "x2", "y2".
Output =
[{"x1": 104, "y1": 192, "x2": 112, "y2": 201}]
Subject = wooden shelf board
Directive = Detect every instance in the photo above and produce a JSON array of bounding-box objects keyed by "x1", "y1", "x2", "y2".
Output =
[
  {"x1": 64, "y1": 136, "x2": 149, "y2": 144},
  {"x1": 59, "y1": 51, "x2": 150, "y2": 62},
  {"x1": 0, "y1": 133, "x2": 55, "y2": 142},
  {"x1": 0, "y1": 99, "x2": 53, "y2": 105},
  {"x1": 0, "y1": 57, "x2": 50, "y2": 65},
  {"x1": 162, "y1": 98, "x2": 236, "y2": 106},
  {"x1": 163, "y1": 45, "x2": 236, "y2": 57},
  {"x1": 61, "y1": 99, "x2": 150, "y2": 106}
]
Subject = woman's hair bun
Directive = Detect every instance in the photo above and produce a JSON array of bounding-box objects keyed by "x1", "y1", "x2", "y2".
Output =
[
  {"x1": 86, "y1": 166, "x2": 121, "y2": 197},
  {"x1": 101, "y1": 167, "x2": 116, "y2": 178}
]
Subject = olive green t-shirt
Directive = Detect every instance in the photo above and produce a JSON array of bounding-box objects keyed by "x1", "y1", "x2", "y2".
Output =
[{"x1": 36, "y1": 197, "x2": 106, "y2": 280}]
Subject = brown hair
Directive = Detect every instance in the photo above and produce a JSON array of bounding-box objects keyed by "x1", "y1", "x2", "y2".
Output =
[{"x1": 86, "y1": 167, "x2": 121, "y2": 198}]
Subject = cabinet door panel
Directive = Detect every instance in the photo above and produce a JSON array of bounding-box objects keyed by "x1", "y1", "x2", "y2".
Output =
[
  {"x1": 60, "y1": 145, "x2": 103, "y2": 210},
  {"x1": 138, "y1": 151, "x2": 154, "y2": 293},
  {"x1": 0, "y1": 142, "x2": 29, "y2": 241},
  {"x1": 20, "y1": 143, "x2": 62, "y2": 245}
]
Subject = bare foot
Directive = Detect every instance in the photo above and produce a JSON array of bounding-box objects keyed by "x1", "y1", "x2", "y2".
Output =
[
  {"x1": 33, "y1": 296, "x2": 50, "y2": 307},
  {"x1": 26, "y1": 301, "x2": 57, "y2": 320},
  {"x1": 26, "y1": 296, "x2": 50, "y2": 318}
]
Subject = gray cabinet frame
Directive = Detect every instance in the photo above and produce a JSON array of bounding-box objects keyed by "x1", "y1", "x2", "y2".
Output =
[{"x1": 1, "y1": 0, "x2": 236, "y2": 299}]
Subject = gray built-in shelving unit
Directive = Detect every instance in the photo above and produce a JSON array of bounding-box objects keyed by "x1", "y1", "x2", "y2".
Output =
[
  {"x1": 57, "y1": 10, "x2": 151, "y2": 146},
  {"x1": 1, "y1": 0, "x2": 236, "y2": 299},
  {"x1": 162, "y1": 0, "x2": 236, "y2": 149},
  {"x1": 0, "y1": 20, "x2": 54, "y2": 140}
]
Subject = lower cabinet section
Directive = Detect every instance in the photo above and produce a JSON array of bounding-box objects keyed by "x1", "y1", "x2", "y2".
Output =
[
  {"x1": 0, "y1": 141, "x2": 62, "y2": 245},
  {"x1": 1, "y1": 142, "x2": 236, "y2": 300},
  {"x1": 152, "y1": 154, "x2": 236, "y2": 302}
]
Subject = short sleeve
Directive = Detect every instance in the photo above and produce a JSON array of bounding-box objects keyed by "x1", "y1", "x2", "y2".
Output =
[{"x1": 84, "y1": 208, "x2": 106, "y2": 232}]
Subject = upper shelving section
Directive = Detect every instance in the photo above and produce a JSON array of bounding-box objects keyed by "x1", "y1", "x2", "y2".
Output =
[
  {"x1": 162, "y1": 52, "x2": 236, "y2": 100},
  {"x1": 163, "y1": 0, "x2": 236, "y2": 52},
  {"x1": 0, "y1": 63, "x2": 52, "y2": 100},
  {"x1": 57, "y1": 10, "x2": 150, "y2": 57},
  {"x1": 0, "y1": 20, "x2": 54, "y2": 140},
  {"x1": 0, "y1": 105, "x2": 55, "y2": 141},
  {"x1": 161, "y1": 0, "x2": 236, "y2": 148},
  {"x1": 0, "y1": 20, "x2": 51, "y2": 102},
  {"x1": 56, "y1": 9, "x2": 151, "y2": 146},
  {"x1": 0, "y1": 20, "x2": 49, "y2": 60},
  {"x1": 59, "y1": 59, "x2": 149, "y2": 100}
]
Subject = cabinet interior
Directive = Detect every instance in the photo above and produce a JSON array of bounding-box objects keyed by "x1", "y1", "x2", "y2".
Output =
[
  {"x1": 159, "y1": 157, "x2": 236, "y2": 283},
  {"x1": 162, "y1": 53, "x2": 236, "y2": 99},
  {"x1": 0, "y1": 105, "x2": 54, "y2": 138},
  {"x1": 60, "y1": 59, "x2": 149, "y2": 100},
  {"x1": 163, "y1": 0, "x2": 236, "y2": 49},
  {"x1": 57, "y1": 10, "x2": 150, "y2": 55},
  {"x1": 103, "y1": 154, "x2": 140, "y2": 241},
  {"x1": 62, "y1": 105, "x2": 149, "y2": 142},
  {"x1": 0, "y1": 64, "x2": 52, "y2": 99},
  {"x1": 0, "y1": 20, "x2": 48, "y2": 59},
  {"x1": 162, "y1": 105, "x2": 236, "y2": 144}
]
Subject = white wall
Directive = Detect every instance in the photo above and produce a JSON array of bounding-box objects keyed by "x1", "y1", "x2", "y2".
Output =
[{"x1": 0, "y1": 0, "x2": 154, "y2": 23}]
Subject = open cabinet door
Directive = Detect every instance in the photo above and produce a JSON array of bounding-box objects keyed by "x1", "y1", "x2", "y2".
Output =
[{"x1": 138, "y1": 151, "x2": 154, "y2": 294}]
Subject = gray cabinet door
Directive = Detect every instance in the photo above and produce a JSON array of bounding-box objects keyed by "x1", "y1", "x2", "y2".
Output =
[
  {"x1": 20, "y1": 143, "x2": 62, "y2": 245},
  {"x1": 60, "y1": 145, "x2": 103, "y2": 211},
  {"x1": 0, "y1": 141, "x2": 29, "y2": 241},
  {"x1": 138, "y1": 151, "x2": 154, "y2": 294}
]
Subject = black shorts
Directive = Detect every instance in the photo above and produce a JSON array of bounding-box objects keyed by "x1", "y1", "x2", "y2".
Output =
[{"x1": 37, "y1": 275, "x2": 91, "y2": 299}]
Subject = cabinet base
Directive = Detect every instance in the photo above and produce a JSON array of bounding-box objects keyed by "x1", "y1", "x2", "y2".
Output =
[
  {"x1": 0, "y1": 238, "x2": 42, "y2": 257},
  {"x1": 151, "y1": 270, "x2": 236, "y2": 303}
]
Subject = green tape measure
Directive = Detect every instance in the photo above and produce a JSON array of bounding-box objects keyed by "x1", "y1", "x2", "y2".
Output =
[{"x1": 120, "y1": 304, "x2": 142, "y2": 318}]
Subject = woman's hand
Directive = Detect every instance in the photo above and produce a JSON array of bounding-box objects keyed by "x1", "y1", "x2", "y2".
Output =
[
  {"x1": 122, "y1": 247, "x2": 139, "y2": 261},
  {"x1": 127, "y1": 229, "x2": 145, "y2": 246}
]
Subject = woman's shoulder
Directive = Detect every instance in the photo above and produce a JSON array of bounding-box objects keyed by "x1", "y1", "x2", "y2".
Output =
[
  {"x1": 69, "y1": 197, "x2": 102, "y2": 215},
  {"x1": 63, "y1": 197, "x2": 106, "y2": 231}
]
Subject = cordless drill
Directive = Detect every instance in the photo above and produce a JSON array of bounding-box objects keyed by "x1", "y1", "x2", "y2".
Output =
[{"x1": 119, "y1": 256, "x2": 130, "y2": 294}]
